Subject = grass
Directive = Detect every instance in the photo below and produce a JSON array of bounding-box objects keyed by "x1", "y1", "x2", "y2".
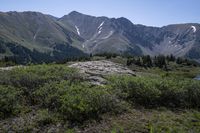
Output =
[{"x1": 84, "y1": 109, "x2": 200, "y2": 133}]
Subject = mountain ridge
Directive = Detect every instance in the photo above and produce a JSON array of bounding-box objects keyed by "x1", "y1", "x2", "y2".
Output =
[
  {"x1": 1, "y1": 10, "x2": 199, "y2": 27},
  {"x1": 0, "y1": 10, "x2": 200, "y2": 63}
]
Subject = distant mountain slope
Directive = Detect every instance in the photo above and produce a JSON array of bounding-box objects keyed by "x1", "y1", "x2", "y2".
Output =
[
  {"x1": 0, "y1": 11, "x2": 200, "y2": 63},
  {"x1": 59, "y1": 11, "x2": 200, "y2": 61},
  {"x1": 0, "y1": 11, "x2": 86, "y2": 63},
  {"x1": 59, "y1": 11, "x2": 143, "y2": 55}
]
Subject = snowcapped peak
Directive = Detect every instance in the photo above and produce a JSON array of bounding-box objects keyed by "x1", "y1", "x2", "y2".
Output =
[
  {"x1": 191, "y1": 26, "x2": 196, "y2": 33},
  {"x1": 75, "y1": 25, "x2": 80, "y2": 35}
]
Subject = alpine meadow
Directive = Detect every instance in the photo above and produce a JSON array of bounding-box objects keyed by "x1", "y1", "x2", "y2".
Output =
[{"x1": 0, "y1": 0, "x2": 200, "y2": 132}]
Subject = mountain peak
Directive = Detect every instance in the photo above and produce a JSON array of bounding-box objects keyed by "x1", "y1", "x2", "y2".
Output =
[
  {"x1": 117, "y1": 17, "x2": 133, "y2": 23},
  {"x1": 68, "y1": 11, "x2": 83, "y2": 16}
]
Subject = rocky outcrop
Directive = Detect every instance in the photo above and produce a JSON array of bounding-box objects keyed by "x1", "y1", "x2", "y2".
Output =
[
  {"x1": 69, "y1": 60, "x2": 135, "y2": 85},
  {"x1": 0, "y1": 66, "x2": 22, "y2": 71}
]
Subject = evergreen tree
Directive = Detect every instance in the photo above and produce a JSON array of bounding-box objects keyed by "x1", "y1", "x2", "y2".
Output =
[
  {"x1": 176, "y1": 57, "x2": 183, "y2": 64},
  {"x1": 142, "y1": 55, "x2": 152, "y2": 67},
  {"x1": 170, "y1": 54, "x2": 176, "y2": 62},
  {"x1": 154, "y1": 55, "x2": 166, "y2": 68},
  {"x1": 135, "y1": 57, "x2": 142, "y2": 66}
]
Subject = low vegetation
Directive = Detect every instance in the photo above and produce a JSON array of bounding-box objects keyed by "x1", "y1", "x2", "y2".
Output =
[
  {"x1": 34, "y1": 81, "x2": 124, "y2": 123},
  {"x1": 0, "y1": 55, "x2": 200, "y2": 132},
  {"x1": 108, "y1": 75, "x2": 200, "y2": 108}
]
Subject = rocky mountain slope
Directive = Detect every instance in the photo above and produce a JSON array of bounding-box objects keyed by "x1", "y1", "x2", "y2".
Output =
[
  {"x1": 0, "y1": 11, "x2": 200, "y2": 63},
  {"x1": 60, "y1": 11, "x2": 200, "y2": 61}
]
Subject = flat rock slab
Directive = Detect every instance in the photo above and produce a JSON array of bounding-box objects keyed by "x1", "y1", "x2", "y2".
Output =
[
  {"x1": 0, "y1": 65, "x2": 23, "y2": 71},
  {"x1": 69, "y1": 60, "x2": 135, "y2": 85}
]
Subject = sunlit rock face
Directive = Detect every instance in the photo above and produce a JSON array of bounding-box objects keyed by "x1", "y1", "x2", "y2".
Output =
[{"x1": 69, "y1": 60, "x2": 135, "y2": 85}]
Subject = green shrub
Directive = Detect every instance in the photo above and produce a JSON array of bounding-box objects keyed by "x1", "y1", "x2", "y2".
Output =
[
  {"x1": 184, "y1": 81, "x2": 200, "y2": 108},
  {"x1": 0, "y1": 64, "x2": 82, "y2": 104},
  {"x1": 35, "y1": 81, "x2": 124, "y2": 122},
  {"x1": 0, "y1": 85, "x2": 21, "y2": 118},
  {"x1": 59, "y1": 83, "x2": 120, "y2": 122},
  {"x1": 35, "y1": 109, "x2": 59, "y2": 126},
  {"x1": 109, "y1": 75, "x2": 200, "y2": 108},
  {"x1": 109, "y1": 76, "x2": 161, "y2": 107},
  {"x1": 34, "y1": 81, "x2": 67, "y2": 110},
  {"x1": 0, "y1": 64, "x2": 78, "y2": 88}
]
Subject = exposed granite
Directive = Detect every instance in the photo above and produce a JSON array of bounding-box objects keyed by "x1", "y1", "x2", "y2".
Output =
[{"x1": 69, "y1": 60, "x2": 135, "y2": 85}]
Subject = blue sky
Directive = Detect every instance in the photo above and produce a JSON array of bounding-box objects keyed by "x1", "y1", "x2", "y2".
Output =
[{"x1": 0, "y1": 0, "x2": 199, "y2": 27}]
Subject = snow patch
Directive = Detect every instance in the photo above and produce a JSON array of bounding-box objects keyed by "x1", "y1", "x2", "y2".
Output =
[
  {"x1": 98, "y1": 27, "x2": 103, "y2": 34},
  {"x1": 97, "y1": 21, "x2": 105, "y2": 34},
  {"x1": 75, "y1": 25, "x2": 80, "y2": 35},
  {"x1": 33, "y1": 28, "x2": 40, "y2": 40},
  {"x1": 102, "y1": 31, "x2": 114, "y2": 39},
  {"x1": 33, "y1": 34, "x2": 37, "y2": 40},
  {"x1": 191, "y1": 26, "x2": 196, "y2": 33},
  {"x1": 99, "y1": 27, "x2": 102, "y2": 31},
  {"x1": 98, "y1": 30, "x2": 102, "y2": 34},
  {"x1": 98, "y1": 21, "x2": 104, "y2": 29}
]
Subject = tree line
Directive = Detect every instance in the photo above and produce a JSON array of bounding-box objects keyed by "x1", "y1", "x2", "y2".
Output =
[
  {"x1": 126, "y1": 54, "x2": 199, "y2": 69},
  {"x1": 0, "y1": 53, "x2": 199, "y2": 68}
]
